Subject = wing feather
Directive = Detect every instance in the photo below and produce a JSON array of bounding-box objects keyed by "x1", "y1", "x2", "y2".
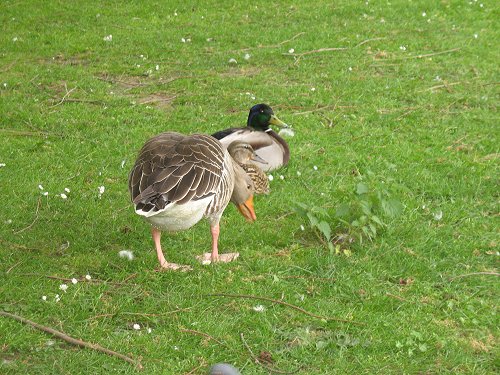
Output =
[{"x1": 128, "y1": 132, "x2": 225, "y2": 214}]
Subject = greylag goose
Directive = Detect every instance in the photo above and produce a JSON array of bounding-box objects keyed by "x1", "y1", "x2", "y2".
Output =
[
  {"x1": 128, "y1": 132, "x2": 256, "y2": 270},
  {"x1": 227, "y1": 141, "x2": 270, "y2": 195},
  {"x1": 212, "y1": 104, "x2": 291, "y2": 172}
]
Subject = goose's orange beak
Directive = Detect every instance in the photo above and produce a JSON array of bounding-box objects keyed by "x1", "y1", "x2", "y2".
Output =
[{"x1": 237, "y1": 195, "x2": 256, "y2": 222}]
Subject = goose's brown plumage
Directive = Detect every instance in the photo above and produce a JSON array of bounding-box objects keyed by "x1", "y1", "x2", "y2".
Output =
[
  {"x1": 129, "y1": 132, "x2": 256, "y2": 270},
  {"x1": 129, "y1": 133, "x2": 226, "y2": 215}
]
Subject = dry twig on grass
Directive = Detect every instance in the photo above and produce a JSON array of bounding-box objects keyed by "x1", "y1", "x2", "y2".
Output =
[
  {"x1": 232, "y1": 32, "x2": 306, "y2": 52},
  {"x1": 386, "y1": 292, "x2": 410, "y2": 302},
  {"x1": 283, "y1": 47, "x2": 347, "y2": 58},
  {"x1": 180, "y1": 328, "x2": 228, "y2": 347},
  {"x1": 207, "y1": 293, "x2": 364, "y2": 325},
  {"x1": 14, "y1": 197, "x2": 41, "y2": 234},
  {"x1": 354, "y1": 37, "x2": 386, "y2": 48},
  {"x1": 183, "y1": 358, "x2": 208, "y2": 375},
  {"x1": 49, "y1": 86, "x2": 77, "y2": 108},
  {"x1": 16, "y1": 273, "x2": 137, "y2": 287},
  {"x1": 0, "y1": 311, "x2": 143, "y2": 370},
  {"x1": 240, "y1": 333, "x2": 301, "y2": 374},
  {"x1": 449, "y1": 272, "x2": 500, "y2": 282},
  {"x1": 397, "y1": 47, "x2": 461, "y2": 60}
]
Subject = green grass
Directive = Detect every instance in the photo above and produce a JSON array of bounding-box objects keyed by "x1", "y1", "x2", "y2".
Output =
[{"x1": 1, "y1": 0, "x2": 498, "y2": 373}]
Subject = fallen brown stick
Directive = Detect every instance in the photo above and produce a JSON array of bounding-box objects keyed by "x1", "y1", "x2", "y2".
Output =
[
  {"x1": 207, "y1": 293, "x2": 364, "y2": 325},
  {"x1": 179, "y1": 328, "x2": 227, "y2": 347},
  {"x1": 0, "y1": 311, "x2": 143, "y2": 370},
  {"x1": 449, "y1": 272, "x2": 500, "y2": 281},
  {"x1": 240, "y1": 333, "x2": 301, "y2": 374}
]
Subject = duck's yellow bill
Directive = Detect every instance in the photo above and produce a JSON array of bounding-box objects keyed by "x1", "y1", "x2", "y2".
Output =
[{"x1": 269, "y1": 115, "x2": 289, "y2": 128}]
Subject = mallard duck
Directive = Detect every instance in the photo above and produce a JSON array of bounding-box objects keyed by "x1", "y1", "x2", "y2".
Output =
[
  {"x1": 128, "y1": 132, "x2": 256, "y2": 271},
  {"x1": 212, "y1": 104, "x2": 291, "y2": 172},
  {"x1": 227, "y1": 141, "x2": 270, "y2": 195}
]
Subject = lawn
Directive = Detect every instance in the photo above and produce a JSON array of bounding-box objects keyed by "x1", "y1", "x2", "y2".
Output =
[{"x1": 0, "y1": 0, "x2": 498, "y2": 373}]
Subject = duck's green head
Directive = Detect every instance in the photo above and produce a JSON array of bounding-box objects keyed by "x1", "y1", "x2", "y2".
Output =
[{"x1": 247, "y1": 104, "x2": 289, "y2": 131}]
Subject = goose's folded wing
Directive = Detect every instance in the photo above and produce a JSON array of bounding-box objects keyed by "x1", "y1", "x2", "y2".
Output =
[{"x1": 129, "y1": 133, "x2": 224, "y2": 213}]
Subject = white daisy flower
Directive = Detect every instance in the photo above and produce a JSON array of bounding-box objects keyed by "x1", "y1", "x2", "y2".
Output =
[
  {"x1": 71, "y1": 278, "x2": 78, "y2": 284},
  {"x1": 147, "y1": 328, "x2": 152, "y2": 333},
  {"x1": 300, "y1": 225, "x2": 305, "y2": 231},
  {"x1": 38, "y1": 184, "x2": 44, "y2": 190},
  {"x1": 103, "y1": 35, "x2": 112, "y2": 42},
  {"x1": 253, "y1": 305, "x2": 265, "y2": 312},
  {"x1": 64, "y1": 187, "x2": 70, "y2": 193},
  {"x1": 422, "y1": 11, "x2": 427, "y2": 17},
  {"x1": 55, "y1": 294, "x2": 61, "y2": 302},
  {"x1": 118, "y1": 250, "x2": 134, "y2": 261},
  {"x1": 42, "y1": 191, "x2": 49, "y2": 196},
  {"x1": 244, "y1": 53, "x2": 251, "y2": 60},
  {"x1": 288, "y1": 48, "x2": 295, "y2": 53},
  {"x1": 313, "y1": 165, "x2": 318, "y2": 171},
  {"x1": 85, "y1": 274, "x2": 92, "y2": 280},
  {"x1": 279, "y1": 175, "x2": 284, "y2": 180},
  {"x1": 60, "y1": 193, "x2": 67, "y2": 199},
  {"x1": 133, "y1": 323, "x2": 140, "y2": 330},
  {"x1": 42, "y1": 295, "x2": 47, "y2": 301},
  {"x1": 228, "y1": 58, "x2": 237, "y2": 64},
  {"x1": 433, "y1": 211, "x2": 443, "y2": 221},
  {"x1": 59, "y1": 284, "x2": 68, "y2": 292},
  {"x1": 268, "y1": 174, "x2": 274, "y2": 181},
  {"x1": 296, "y1": 171, "x2": 302, "y2": 176}
]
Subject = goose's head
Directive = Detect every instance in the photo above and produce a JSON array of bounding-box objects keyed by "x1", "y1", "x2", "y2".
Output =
[
  {"x1": 227, "y1": 141, "x2": 267, "y2": 165},
  {"x1": 230, "y1": 165, "x2": 257, "y2": 222},
  {"x1": 247, "y1": 104, "x2": 289, "y2": 132}
]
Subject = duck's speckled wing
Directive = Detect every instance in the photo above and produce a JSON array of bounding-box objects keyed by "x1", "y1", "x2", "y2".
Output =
[
  {"x1": 128, "y1": 132, "x2": 224, "y2": 215},
  {"x1": 241, "y1": 163, "x2": 270, "y2": 195}
]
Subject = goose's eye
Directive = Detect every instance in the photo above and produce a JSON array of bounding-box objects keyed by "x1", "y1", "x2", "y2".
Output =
[{"x1": 247, "y1": 184, "x2": 252, "y2": 189}]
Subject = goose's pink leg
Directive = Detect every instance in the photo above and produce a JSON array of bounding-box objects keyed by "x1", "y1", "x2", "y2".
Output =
[
  {"x1": 210, "y1": 223, "x2": 220, "y2": 262},
  {"x1": 151, "y1": 228, "x2": 192, "y2": 271},
  {"x1": 196, "y1": 223, "x2": 239, "y2": 264}
]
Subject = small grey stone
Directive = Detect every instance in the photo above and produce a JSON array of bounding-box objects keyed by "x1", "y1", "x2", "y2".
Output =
[{"x1": 208, "y1": 363, "x2": 242, "y2": 375}]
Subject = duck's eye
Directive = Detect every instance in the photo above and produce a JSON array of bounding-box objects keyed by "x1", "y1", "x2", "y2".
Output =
[
  {"x1": 247, "y1": 184, "x2": 252, "y2": 189},
  {"x1": 259, "y1": 109, "x2": 264, "y2": 113}
]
